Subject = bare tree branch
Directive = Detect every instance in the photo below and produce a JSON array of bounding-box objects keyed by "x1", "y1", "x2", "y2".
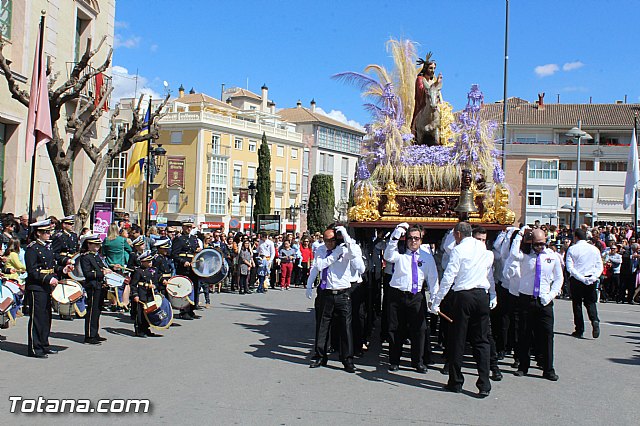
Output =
[{"x1": 0, "y1": 38, "x2": 30, "y2": 107}]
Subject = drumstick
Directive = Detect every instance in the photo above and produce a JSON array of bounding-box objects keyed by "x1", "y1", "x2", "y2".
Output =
[{"x1": 439, "y1": 311, "x2": 453, "y2": 323}]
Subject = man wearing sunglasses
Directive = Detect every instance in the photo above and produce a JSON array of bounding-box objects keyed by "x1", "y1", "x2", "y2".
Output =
[
  {"x1": 384, "y1": 222, "x2": 439, "y2": 374},
  {"x1": 509, "y1": 226, "x2": 563, "y2": 381}
]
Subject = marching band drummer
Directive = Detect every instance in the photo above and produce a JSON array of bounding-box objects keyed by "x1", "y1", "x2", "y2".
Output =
[
  {"x1": 25, "y1": 219, "x2": 72, "y2": 358},
  {"x1": 127, "y1": 236, "x2": 146, "y2": 271},
  {"x1": 50, "y1": 215, "x2": 79, "y2": 320},
  {"x1": 129, "y1": 250, "x2": 161, "y2": 338},
  {"x1": 171, "y1": 218, "x2": 201, "y2": 320},
  {"x1": 153, "y1": 239, "x2": 173, "y2": 297},
  {"x1": 79, "y1": 234, "x2": 112, "y2": 345}
]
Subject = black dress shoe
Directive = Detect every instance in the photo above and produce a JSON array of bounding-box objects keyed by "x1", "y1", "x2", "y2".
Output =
[
  {"x1": 414, "y1": 363, "x2": 428, "y2": 374},
  {"x1": 29, "y1": 353, "x2": 48, "y2": 359},
  {"x1": 490, "y1": 369, "x2": 503, "y2": 381},
  {"x1": 443, "y1": 384, "x2": 461, "y2": 393},
  {"x1": 179, "y1": 313, "x2": 193, "y2": 320},
  {"x1": 189, "y1": 313, "x2": 201, "y2": 319},
  {"x1": 592, "y1": 321, "x2": 600, "y2": 338},
  {"x1": 571, "y1": 331, "x2": 584, "y2": 338},
  {"x1": 134, "y1": 332, "x2": 147, "y2": 338},
  {"x1": 96, "y1": 336, "x2": 107, "y2": 342},
  {"x1": 478, "y1": 390, "x2": 490, "y2": 398},
  {"x1": 513, "y1": 370, "x2": 526, "y2": 377},
  {"x1": 84, "y1": 338, "x2": 101, "y2": 345},
  {"x1": 343, "y1": 361, "x2": 356, "y2": 373},
  {"x1": 44, "y1": 349, "x2": 58, "y2": 355},
  {"x1": 440, "y1": 363, "x2": 449, "y2": 375},
  {"x1": 543, "y1": 372, "x2": 559, "y2": 381},
  {"x1": 388, "y1": 364, "x2": 399, "y2": 372},
  {"x1": 309, "y1": 357, "x2": 327, "y2": 368},
  {"x1": 145, "y1": 332, "x2": 161, "y2": 337}
]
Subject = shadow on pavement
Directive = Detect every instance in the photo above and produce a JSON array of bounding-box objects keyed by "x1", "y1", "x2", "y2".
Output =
[
  {"x1": 50, "y1": 331, "x2": 85, "y2": 343},
  {"x1": 0, "y1": 340, "x2": 68, "y2": 357}
]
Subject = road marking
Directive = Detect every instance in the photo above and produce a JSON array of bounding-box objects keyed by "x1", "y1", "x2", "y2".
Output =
[{"x1": 604, "y1": 322, "x2": 640, "y2": 328}]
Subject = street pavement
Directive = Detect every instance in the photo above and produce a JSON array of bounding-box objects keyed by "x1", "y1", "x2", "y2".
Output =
[{"x1": 0, "y1": 287, "x2": 639, "y2": 425}]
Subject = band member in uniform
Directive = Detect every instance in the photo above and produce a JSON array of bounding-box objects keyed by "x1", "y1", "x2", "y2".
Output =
[
  {"x1": 24, "y1": 219, "x2": 69, "y2": 358},
  {"x1": 384, "y1": 223, "x2": 439, "y2": 373},
  {"x1": 171, "y1": 218, "x2": 201, "y2": 319},
  {"x1": 50, "y1": 215, "x2": 79, "y2": 320},
  {"x1": 566, "y1": 228, "x2": 603, "y2": 339},
  {"x1": 79, "y1": 234, "x2": 112, "y2": 345},
  {"x1": 129, "y1": 250, "x2": 161, "y2": 337},
  {"x1": 306, "y1": 224, "x2": 363, "y2": 373},
  {"x1": 430, "y1": 222, "x2": 495, "y2": 398},
  {"x1": 127, "y1": 235, "x2": 146, "y2": 270},
  {"x1": 153, "y1": 239, "x2": 173, "y2": 296},
  {"x1": 510, "y1": 227, "x2": 563, "y2": 381}
]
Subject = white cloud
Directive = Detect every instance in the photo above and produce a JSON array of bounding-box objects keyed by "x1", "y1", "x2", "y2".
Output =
[
  {"x1": 114, "y1": 34, "x2": 141, "y2": 49},
  {"x1": 563, "y1": 61, "x2": 584, "y2": 71},
  {"x1": 561, "y1": 86, "x2": 588, "y2": 92},
  {"x1": 534, "y1": 63, "x2": 559, "y2": 77},
  {"x1": 114, "y1": 21, "x2": 129, "y2": 29},
  {"x1": 315, "y1": 107, "x2": 365, "y2": 131},
  {"x1": 111, "y1": 65, "x2": 161, "y2": 103},
  {"x1": 150, "y1": 44, "x2": 159, "y2": 53}
]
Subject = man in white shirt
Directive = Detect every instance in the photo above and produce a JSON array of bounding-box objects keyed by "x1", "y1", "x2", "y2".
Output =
[
  {"x1": 510, "y1": 227, "x2": 563, "y2": 381},
  {"x1": 384, "y1": 223, "x2": 439, "y2": 373},
  {"x1": 430, "y1": 222, "x2": 495, "y2": 397},
  {"x1": 306, "y1": 225, "x2": 363, "y2": 373},
  {"x1": 566, "y1": 228, "x2": 604, "y2": 339},
  {"x1": 258, "y1": 232, "x2": 275, "y2": 266}
]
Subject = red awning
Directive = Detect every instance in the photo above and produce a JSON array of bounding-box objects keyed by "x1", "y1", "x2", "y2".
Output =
[
  {"x1": 285, "y1": 224, "x2": 296, "y2": 231},
  {"x1": 243, "y1": 223, "x2": 251, "y2": 230}
]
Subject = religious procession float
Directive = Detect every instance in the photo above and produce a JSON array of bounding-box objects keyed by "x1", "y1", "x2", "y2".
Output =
[{"x1": 337, "y1": 39, "x2": 515, "y2": 234}]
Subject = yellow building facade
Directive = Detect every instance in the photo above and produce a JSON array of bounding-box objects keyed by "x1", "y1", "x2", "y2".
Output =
[{"x1": 145, "y1": 86, "x2": 304, "y2": 233}]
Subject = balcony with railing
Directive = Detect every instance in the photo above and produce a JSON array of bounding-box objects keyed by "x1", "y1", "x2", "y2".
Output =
[{"x1": 66, "y1": 62, "x2": 112, "y2": 103}]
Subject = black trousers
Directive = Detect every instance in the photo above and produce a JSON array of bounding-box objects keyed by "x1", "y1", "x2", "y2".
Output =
[
  {"x1": 380, "y1": 273, "x2": 392, "y2": 340},
  {"x1": 84, "y1": 286, "x2": 102, "y2": 339},
  {"x1": 516, "y1": 294, "x2": 555, "y2": 375},
  {"x1": 491, "y1": 284, "x2": 511, "y2": 353},
  {"x1": 350, "y1": 282, "x2": 366, "y2": 353},
  {"x1": 438, "y1": 291, "x2": 454, "y2": 355},
  {"x1": 570, "y1": 277, "x2": 599, "y2": 333},
  {"x1": 27, "y1": 290, "x2": 52, "y2": 356},
  {"x1": 447, "y1": 288, "x2": 491, "y2": 392},
  {"x1": 132, "y1": 300, "x2": 150, "y2": 335},
  {"x1": 314, "y1": 290, "x2": 353, "y2": 362},
  {"x1": 507, "y1": 292, "x2": 520, "y2": 352},
  {"x1": 387, "y1": 287, "x2": 426, "y2": 366}
]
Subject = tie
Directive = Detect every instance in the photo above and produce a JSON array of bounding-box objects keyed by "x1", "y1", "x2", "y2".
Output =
[
  {"x1": 533, "y1": 253, "x2": 542, "y2": 298},
  {"x1": 320, "y1": 249, "x2": 333, "y2": 289},
  {"x1": 411, "y1": 251, "x2": 419, "y2": 294}
]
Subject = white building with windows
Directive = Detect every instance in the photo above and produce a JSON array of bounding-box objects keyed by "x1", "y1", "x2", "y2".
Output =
[
  {"x1": 279, "y1": 100, "x2": 365, "y2": 225},
  {"x1": 481, "y1": 95, "x2": 640, "y2": 226}
]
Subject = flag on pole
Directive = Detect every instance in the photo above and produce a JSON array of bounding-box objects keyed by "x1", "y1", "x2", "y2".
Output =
[
  {"x1": 25, "y1": 19, "x2": 53, "y2": 161},
  {"x1": 623, "y1": 128, "x2": 639, "y2": 209},
  {"x1": 123, "y1": 108, "x2": 150, "y2": 189}
]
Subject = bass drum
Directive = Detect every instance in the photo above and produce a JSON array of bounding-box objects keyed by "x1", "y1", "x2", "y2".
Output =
[
  {"x1": 144, "y1": 293, "x2": 173, "y2": 330},
  {"x1": 68, "y1": 253, "x2": 85, "y2": 282},
  {"x1": 166, "y1": 275, "x2": 194, "y2": 310},
  {"x1": 206, "y1": 258, "x2": 229, "y2": 286},
  {"x1": 192, "y1": 248, "x2": 224, "y2": 278}
]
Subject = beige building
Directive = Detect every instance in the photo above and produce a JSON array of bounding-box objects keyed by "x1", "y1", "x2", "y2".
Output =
[
  {"x1": 117, "y1": 86, "x2": 305, "y2": 232},
  {"x1": 0, "y1": 0, "x2": 115, "y2": 218}
]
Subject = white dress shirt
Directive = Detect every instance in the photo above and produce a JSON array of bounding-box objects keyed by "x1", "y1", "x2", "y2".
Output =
[
  {"x1": 512, "y1": 244, "x2": 564, "y2": 304},
  {"x1": 433, "y1": 237, "x2": 494, "y2": 306},
  {"x1": 306, "y1": 243, "x2": 359, "y2": 290},
  {"x1": 258, "y1": 239, "x2": 276, "y2": 260},
  {"x1": 566, "y1": 240, "x2": 604, "y2": 285},
  {"x1": 345, "y1": 242, "x2": 366, "y2": 283},
  {"x1": 384, "y1": 238, "x2": 439, "y2": 297}
]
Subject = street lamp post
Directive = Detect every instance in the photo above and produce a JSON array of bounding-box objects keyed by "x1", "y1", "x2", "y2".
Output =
[
  {"x1": 288, "y1": 204, "x2": 299, "y2": 233},
  {"x1": 143, "y1": 143, "x2": 166, "y2": 232},
  {"x1": 566, "y1": 121, "x2": 593, "y2": 230},
  {"x1": 561, "y1": 204, "x2": 574, "y2": 231},
  {"x1": 248, "y1": 181, "x2": 257, "y2": 237}
]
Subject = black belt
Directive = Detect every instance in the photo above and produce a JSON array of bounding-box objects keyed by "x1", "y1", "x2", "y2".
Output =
[
  {"x1": 320, "y1": 288, "x2": 349, "y2": 295},
  {"x1": 389, "y1": 286, "x2": 424, "y2": 296},
  {"x1": 519, "y1": 294, "x2": 539, "y2": 301}
]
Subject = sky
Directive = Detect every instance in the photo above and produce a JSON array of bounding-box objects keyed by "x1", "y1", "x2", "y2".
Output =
[{"x1": 112, "y1": 0, "x2": 639, "y2": 129}]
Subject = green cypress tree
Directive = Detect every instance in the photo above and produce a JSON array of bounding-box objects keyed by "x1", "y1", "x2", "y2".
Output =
[
  {"x1": 254, "y1": 132, "x2": 271, "y2": 228},
  {"x1": 307, "y1": 174, "x2": 335, "y2": 234}
]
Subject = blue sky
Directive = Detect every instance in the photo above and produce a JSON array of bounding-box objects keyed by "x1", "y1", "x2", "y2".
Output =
[{"x1": 113, "y1": 0, "x2": 639, "y2": 128}]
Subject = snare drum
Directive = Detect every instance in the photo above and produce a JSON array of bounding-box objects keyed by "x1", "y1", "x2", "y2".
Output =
[
  {"x1": 166, "y1": 275, "x2": 194, "y2": 309},
  {"x1": 68, "y1": 253, "x2": 85, "y2": 281},
  {"x1": 143, "y1": 293, "x2": 173, "y2": 330},
  {"x1": 0, "y1": 283, "x2": 15, "y2": 314},
  {"x1": 0, "y1": 282, "x2": 21, "y2": 326},
  {"x1": 51, "y1": 280, "x2": 87, "y2": 318},
  {"x1": 105, "y1": 273, "x2": 126, "y2": 288}
]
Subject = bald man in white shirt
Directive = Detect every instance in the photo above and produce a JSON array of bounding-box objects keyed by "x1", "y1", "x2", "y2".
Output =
[
  {"x1": 510, "y1": 227, "x2": 563, "y2": 381},
  {"x1": 431, "y1": 222, "x2": 494, "y2": 397}
]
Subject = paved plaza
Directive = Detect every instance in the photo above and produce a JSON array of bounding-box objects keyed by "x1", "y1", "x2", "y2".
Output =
[{"x1": 0, "y1": 288, "x2": 638, "y2": 425}]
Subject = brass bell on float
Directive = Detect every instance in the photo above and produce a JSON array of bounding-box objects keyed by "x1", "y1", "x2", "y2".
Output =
[{"x1": 454, "y1": 189, "x2": 478, "y2": 214}]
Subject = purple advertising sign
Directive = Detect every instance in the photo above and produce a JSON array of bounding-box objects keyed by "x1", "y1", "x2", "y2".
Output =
[{"x1": 92, "y1": 202, "x2": 113, "y2": 241}]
